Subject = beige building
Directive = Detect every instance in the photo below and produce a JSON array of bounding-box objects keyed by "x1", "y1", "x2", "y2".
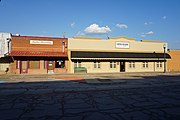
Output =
[{"x1": 68, "y1": 36, "x2": 171, "y2": 73}]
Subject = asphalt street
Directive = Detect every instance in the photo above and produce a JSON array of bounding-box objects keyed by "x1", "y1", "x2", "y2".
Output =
[{"x1": 0, "y1": 73, "x2": 180, "y2": 120}]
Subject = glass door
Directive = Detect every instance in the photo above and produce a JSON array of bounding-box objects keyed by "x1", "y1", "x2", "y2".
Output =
[
  {"x1": 47, "y1": 61, "x2": 54, "y2": 74},
  {"x1": 120, "y1": 61, "x2": 125, "y2": 72},
  {"x1": 20, "y1": 61, "x2": 28, "y2": 74}
]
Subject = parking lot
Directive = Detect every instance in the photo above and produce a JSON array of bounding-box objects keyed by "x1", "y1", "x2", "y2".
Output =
[{"x1": 0, "y1": 73, "x2": 180, "y2": 120}]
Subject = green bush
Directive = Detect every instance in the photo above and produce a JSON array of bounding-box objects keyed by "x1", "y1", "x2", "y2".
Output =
[{"x1": 74, "y1": 67, "x2": 87, "y2": 73}]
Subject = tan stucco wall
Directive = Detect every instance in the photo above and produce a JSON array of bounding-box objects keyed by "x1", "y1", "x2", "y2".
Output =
[
  {"x1": 167, "y1": 50, "x2": 180, "y2": 72},
  {"x1": 68, "y1": 37, "x2": 166, "y2": 53},
  {"x1": 0, "y1": 63, "x2": 10, "y2": 74},
  {"x1": 69, "y1": 61, "x2": 164, "y2": 73},
  {"x1": 125, "y1": 62, "x2": 164, "y2": 72},
  {"x1": 70, "y1": 61, "x2": 120, "y2": 73}
]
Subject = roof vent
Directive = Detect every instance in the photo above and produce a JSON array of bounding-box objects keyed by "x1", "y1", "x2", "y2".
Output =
[{"x1": 15, "y1": 34, "x2": 20, "y2": 36}]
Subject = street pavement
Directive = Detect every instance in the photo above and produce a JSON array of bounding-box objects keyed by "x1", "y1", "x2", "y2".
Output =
[{"x1": 0, "y1": 73, "x2": 180, "y2": 120}]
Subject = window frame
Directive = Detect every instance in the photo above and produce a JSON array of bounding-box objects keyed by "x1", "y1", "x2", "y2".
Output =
[
  {"x1": 129, "y1": 62, "x2": 135, "y2": 68},
  {"x1": 16, "y1": 60, "x2": 20, "y2": 69},
  {"x1": 156, "y1": 62, "x2": 162, "y2": 68},
  {"x1": 110, "y1": 61, "x2": 116, "y2": 68},
  {"x1": 55, "y1": 60, "x2": 65, "y2": 68},
  {"x1": 74, "y1": 61, "x2": 81, "y2": 68},
  {"x1": 94, "y1": 61, "x2": 100, "y2": 69},
  {"x1": 143, "y1": 62, "x2": 148, "y2": 68}
]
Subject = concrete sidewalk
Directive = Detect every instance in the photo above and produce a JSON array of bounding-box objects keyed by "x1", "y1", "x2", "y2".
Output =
[{"x1": 1, "y1": 72, "x2": 179, "y2": 83}]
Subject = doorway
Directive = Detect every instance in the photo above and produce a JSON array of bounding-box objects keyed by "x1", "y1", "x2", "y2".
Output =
[
  {"x1": 120, "y1": 61, "x2": 125, "y2": 72},
  {"x1": 20, "y1": 61, "x2": 28, "y2": 74},
  {"x1": 47, "y1": 61, "x2": 54, "y2": 74}
]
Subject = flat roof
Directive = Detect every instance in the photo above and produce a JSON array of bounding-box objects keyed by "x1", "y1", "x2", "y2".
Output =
[{"x1": 12, "y1": 35, "x2": 67, "y2": 40}]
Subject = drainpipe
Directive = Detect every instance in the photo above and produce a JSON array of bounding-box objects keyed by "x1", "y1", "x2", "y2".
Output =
[
  {"x1": 163, "y1": 44, "x2": 166, "y2": 73},
  {"x1": 62, "y1": 41, "x2": 65, "y2": 53}
]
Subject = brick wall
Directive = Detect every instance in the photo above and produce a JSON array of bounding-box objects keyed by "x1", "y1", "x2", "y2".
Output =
[
  {"x1": 167, "y1": 50, "x2": 180, "y2": 72},
  {"x1": 11, "y1": 36, "x2": 68, "y2": 52}
]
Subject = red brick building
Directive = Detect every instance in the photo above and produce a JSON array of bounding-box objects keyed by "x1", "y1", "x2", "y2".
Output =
[{"x1": 8, "y1": 35, "x2": 68, "y2": 74}]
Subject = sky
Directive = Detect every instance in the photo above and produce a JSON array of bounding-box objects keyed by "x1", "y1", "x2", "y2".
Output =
[{"x1": 0, "y1": 0, "x2": 180, "y2": 49}]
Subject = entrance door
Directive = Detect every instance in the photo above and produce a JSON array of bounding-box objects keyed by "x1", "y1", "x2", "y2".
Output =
[
  {"x1": 20, "y1": 61, "x2": 28, "y2": 74},
  {"x1": 47, "y1": 61, "x2": 54, "y2": 74},
  {"x1": 120, "y1": 61, "x2": 125, "y2": 72}
]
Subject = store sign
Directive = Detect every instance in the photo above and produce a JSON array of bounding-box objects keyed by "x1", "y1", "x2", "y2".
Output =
[
  {"x1": 116, "y1": 42, "x2": 130, "y2": 49},
  {"x1": 30, "y1": 40, "x2": 53, "y2": 45}
]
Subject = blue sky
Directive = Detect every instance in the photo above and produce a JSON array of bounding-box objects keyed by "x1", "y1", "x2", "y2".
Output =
[{"x1": 0, "y1": 0, "x2": 180, "y2": 49}]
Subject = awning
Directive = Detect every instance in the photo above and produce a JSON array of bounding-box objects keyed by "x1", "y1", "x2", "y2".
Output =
[
  {"x1": 0, "y1": 56, "x2": 13, "y2": 63},
  {"x1": 8, "y1": 51, "x2": 68, "y2": 57},
  {"x1": 71, "y1": 51, "x2": 171, "y2": 60}
]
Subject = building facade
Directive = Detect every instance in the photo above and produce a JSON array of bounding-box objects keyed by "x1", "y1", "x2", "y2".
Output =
[
  {"x1": 0, "y1": 33, "x2": 12, "y2": 74},
  {"x1": 68, "y1": 36, "x2": 171, "y2": 73},
  {"x1": 7, "y1": 35, "x2": 68, "y2": 74},
  {"x1": 167, "y1": 50, "x2": 180, "y2": 72},
  {"x1": 0, "y1": 32, "x2": 172, "y2": 74}
]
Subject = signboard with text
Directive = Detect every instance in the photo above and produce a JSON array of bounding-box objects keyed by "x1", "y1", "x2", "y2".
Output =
[
  {"x1": 116, "y1": 42, "x2": 130, "y2": 49},
  {"x1": 30, "y1": 40, "x2": 53, "y2": 45}
]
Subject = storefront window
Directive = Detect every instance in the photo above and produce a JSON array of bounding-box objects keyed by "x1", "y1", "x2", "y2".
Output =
[
  {"x1": 160, "y1": 62, "x2": 162, "y2": 68},
  {"x1": 157, "y1": 62, "x2": 162, "y2": 68},
  {"x1": 55, "y1": 60, "x2": 65, "y2": 68},
  {"x1": 74, "y1": 61, "x2": 81, "y2": 68},
  {"x1": 44, "y1": 61, "x2": 47, "y2": 69},
  {"x1": 16, "y1": 60, "x2": 20, "y2": 69},
  {"x1": 94, "y1": 62, "x2": 100, "y2": 68},
  {"x1": 110, "y1": 62, "x2": 116, "y2": 68},
  {"x1": 28, "y1": 61, "x2": 40, "y2": 69},
  {"x1": 143, "y1": 62, "x2": 148, "y2": 68},
  {"x1": 129, "y1": 62, "x2": 135, "y2": 68}
]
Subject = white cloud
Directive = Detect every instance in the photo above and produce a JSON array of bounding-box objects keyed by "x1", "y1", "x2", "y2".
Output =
[
  {"x1": 84, "y1": 24, "x2": 111, "y2": 34},
  {"x1": 144, "y1": 22, "x2": 153, "y2": 25},
  {"x1": 162, "y1": 16, "x2": 167, "y2": 20},
  {"x1": 146, "y1": 31, "x2": 154, "y2": 35},
  {"x1": 116, "y1": 24, "x2": 128, "y2": 28},
  {"x1": 140, "y1": 31, "x2": 154, "y2": 37},
  {"x1": 70, "y1": 22, "x2": 75, "y2": 28}
]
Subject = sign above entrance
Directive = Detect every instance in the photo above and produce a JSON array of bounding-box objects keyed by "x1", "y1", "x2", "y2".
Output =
[
  {"x1": 116, "y1": 42, "x2": 130, "y2": 49},
  {"x1": 30, "y1": 40, "x2": 53, "y2": 45}
]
